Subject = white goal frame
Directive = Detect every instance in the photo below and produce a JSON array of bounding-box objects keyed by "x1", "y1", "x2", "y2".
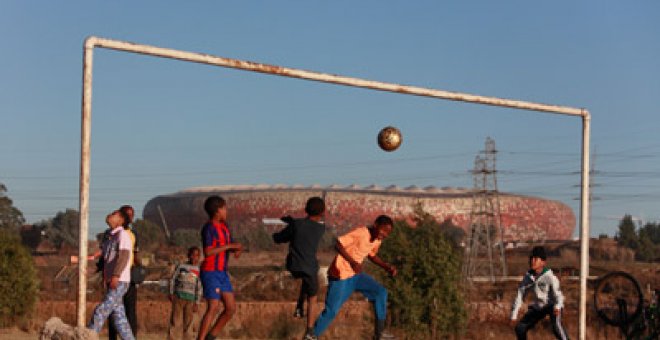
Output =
[{"x1": 77, "y1": 36, "x2": 591, "y2": 339}]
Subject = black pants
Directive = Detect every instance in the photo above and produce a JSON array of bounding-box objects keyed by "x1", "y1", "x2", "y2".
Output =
[
  {"x1": 109, "y1": 283, "x2": 137, "y2": 340},
  {"x1": 515, "y1": 304, "x2": 569, "y2": 340}
]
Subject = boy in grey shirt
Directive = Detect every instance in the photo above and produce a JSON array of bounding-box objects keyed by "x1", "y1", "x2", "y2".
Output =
[{"x1": 510, "y1": 246, "x2": 569, "y2": 340}]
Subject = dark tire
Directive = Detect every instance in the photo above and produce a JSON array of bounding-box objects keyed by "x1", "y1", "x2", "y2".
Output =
[{"x1": 594, "y1": 271, "x2": 643, "y2": 327}]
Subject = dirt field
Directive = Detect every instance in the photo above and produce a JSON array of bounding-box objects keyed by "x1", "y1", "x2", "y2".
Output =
[{"x1": 17, "y1": 248, "x2": 658, "y2": 339}]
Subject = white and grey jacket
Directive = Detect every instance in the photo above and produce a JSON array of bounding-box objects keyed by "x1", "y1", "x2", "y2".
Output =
[{"x1": 510, "y1": 268, "x2": 565, "y2": 320}]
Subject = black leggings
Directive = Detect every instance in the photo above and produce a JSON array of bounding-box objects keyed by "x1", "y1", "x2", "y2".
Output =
[{"x1": 515, "y1": 305, "x2": 569, "y2": 340}]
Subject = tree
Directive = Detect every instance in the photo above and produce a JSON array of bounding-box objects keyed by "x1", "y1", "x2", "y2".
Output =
[
  {"x1": 636, "y1": 222, "x2": 660, "y2": 262},
  {"x1": 132, "y1": 218, "x2": 167, "y2": 252},
  {"x1": 0, "y1": 184, "x2": 25, "y2": 232},
  {"x1": 616, "y1": 215, "x2": 638, "y2": 250},
  {"x1": 0, "y1": 229, "x2": 38, "y2": 326},
  {"x1": 34, "y1": 209, "x2": 80, "y2": 248},
  {"x1": 375, "y1": 208, "x2": 467, "y2": 338}
]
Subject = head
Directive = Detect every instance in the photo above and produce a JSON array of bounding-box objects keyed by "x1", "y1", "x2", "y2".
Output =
[
  {"x1": 187, "y1": 246, "x2": 201, "y2": 265},
  {"x1": 529, "y1": 246, "x2": 547, "y2": 273},
  {"x1": 105, "y1": 209, "x2": 130, "y2": 229},
  {"x1": 372, "y1": 215, "x2": 394, "y2": 240},
  {"x1": 119, "y1": 205, "x2": 134, "y2": 227},
  {"x1": 304, "y1": 197, "x2": 325, "y2": 218},
  {"x1": 204, "y1": 195, "x2": 227, "y2": 221}
]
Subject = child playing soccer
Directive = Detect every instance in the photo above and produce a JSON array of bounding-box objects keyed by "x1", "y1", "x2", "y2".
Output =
[
  {"x1": 510, "y1": 246, "x2": 569, "y2": 340},
  {"x1": 311, "y1": 215, "x2": 397, "y2": 340},
  {"x1": 197, "y1": 196, "x2": 243, "y2": 340},
  {"x1": 273, "y1": 196, "x2": 326, "y2": 338}
]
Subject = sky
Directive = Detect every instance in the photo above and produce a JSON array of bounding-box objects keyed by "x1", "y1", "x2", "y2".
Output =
[{"x1": 1, "y1": 2, "x2": 659, "y2": 238}]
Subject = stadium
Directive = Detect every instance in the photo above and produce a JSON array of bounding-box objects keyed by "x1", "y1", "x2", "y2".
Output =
[{"x1": 143, "y1": 184, "x2": 575, "y2": 241}]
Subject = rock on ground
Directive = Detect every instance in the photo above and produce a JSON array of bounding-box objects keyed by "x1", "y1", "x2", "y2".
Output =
[{"x1": 39, "y1": 317, "x2": 99, "y2": 340}]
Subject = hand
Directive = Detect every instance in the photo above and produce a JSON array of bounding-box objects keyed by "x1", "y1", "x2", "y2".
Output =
[
  {"x1": 280, "y1": 215, "x2": 294, "y2": 224},
  {"x1": 510, "y1": 319, "x2": 517, "y2": 327},
  {"x1": 350, "y1": 261, "x2": 363, "y2": 274},
  {"x1": 387, "y1": 264, "x2": 397, "y2": 277},
  {"x1": 109, "y1": 276, "x2": 119, "y2": 290},
  {"x1": 553, "y1": 308, "x2": 561, "y2": 316},
  {"x1": 232, "y1": 243, "x2": 243, "y2": 258}
]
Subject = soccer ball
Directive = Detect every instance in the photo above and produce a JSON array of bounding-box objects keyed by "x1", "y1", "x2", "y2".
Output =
[{"x1": 377, "y1": 126, "x2": 402, "y2": 152}]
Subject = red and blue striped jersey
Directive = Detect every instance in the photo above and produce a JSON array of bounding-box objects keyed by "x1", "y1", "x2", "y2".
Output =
[{"x1": 200, "y1": 221, "x2": 232, "y2": 272}]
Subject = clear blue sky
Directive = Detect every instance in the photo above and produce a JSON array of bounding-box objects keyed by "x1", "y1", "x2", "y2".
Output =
[{"x1": 1, "y1": 1, "x2": 659, "y2": 238}]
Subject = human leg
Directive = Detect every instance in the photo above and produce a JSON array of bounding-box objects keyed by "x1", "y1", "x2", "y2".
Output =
[
  {"x1": 295, "y1": 282, "x2": 306, "y2": 318},
  {"x1": 313, "y1": 277, "x2": 356, "y2": 337},
  {"x1": 208, "y1": 292, "x2": 236, "y2": 337},
  {"x1": 124, "y1": 283, "x2": 138, "y2": 336},
  {"x1": 298, "y1": 272, "x2": 319, "y2": 332},
  {"x1": 354, "y1": 274, "x2": 389, "y2": 338},
  {"x1": 197, "y1": 299, "x2": 219, "y2": 340},
  {"x1": 182, "y1": 300, "x2": 196, "y2": 339},
  {"x1": 168, "y1": 297, "x2": 184, "y2": 340},
  {"x1": 109, "y1": 304, "x2": 135, "y2": 340},
  {"x1": 515, "y1": 307, "x2": 548, "y2": 340},
  {"x1": 88, "y1": 282, "x2": 129, "y2": 333},
  {"x1": 108, "y1": 314, "x2": 118, "y2": 340},
  {"x1": 549, "y1": 308, "x2": 569, "y2": 340}
]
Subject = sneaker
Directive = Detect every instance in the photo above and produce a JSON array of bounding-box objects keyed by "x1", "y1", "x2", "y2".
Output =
[
  {"x1": 293, "y1": 307, "x2": 305, "y2": 318},
  {"x1": 302, "y1": 332, "x2": 318, "y2": 340},
  {"x1": 374, "y1": 331, "x2": 396, "y2": 340}
]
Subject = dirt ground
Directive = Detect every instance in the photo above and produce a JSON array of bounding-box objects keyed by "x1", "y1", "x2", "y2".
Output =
[{"x1": 17, "y1": 249, "x2": 657, "y2": 339}]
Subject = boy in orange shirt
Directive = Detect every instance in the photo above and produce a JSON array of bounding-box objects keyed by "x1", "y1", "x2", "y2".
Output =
[{"x1": 310, "y1": 215, "x2": 397, "y2": 340}]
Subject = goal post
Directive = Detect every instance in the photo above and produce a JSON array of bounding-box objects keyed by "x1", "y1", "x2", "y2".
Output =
[{"x1": 78, "y1": 36, "x2": 591, "y2": 339}]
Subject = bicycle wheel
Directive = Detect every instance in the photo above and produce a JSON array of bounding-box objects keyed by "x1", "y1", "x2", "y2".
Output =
[{"x1": 594, "y1": 271, "x2": 644, "y2": 326}]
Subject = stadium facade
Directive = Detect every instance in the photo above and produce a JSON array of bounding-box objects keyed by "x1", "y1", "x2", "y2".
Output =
[{"x1": 143, "y1": 184, "x2": 575, "y2": 241}]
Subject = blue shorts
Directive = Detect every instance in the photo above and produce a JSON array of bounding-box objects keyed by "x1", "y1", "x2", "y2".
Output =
[{"x1": 200, "y1": 271, "x2": 233, "y2": 299}]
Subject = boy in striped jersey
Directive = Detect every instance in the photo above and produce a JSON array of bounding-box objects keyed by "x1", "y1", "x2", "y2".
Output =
[{"x1": 197, "y1": 196, "x2": 243, "y2": 340}]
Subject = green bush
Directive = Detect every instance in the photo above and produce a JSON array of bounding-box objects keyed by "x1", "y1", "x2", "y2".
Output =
[
  {"x1": 376, "y1": 208, "x2": 467, "y2": 339},
  {"x1": 235, "y1": 224, "x2": 283, "y2": 252},
  {"x1": 0, "y1": 229, "x2": 38, "y2": 327},
  {"x1": 132, "y1": 218, "x2": 168, "y2": 252}
]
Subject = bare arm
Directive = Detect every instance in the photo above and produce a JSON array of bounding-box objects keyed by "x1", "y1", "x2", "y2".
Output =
[
  {"x1": 203, "y1": 243, "x2": 242, "y2": 257},
  {"x1": 368, "y1": 254, "x2": 396, "y2": 276},
  {"x1": 169, "y1": 264, "x2": 181, "y2": 295},
  {"x1": 112, "y1": 249, "x2": 131, "y2": 278}
]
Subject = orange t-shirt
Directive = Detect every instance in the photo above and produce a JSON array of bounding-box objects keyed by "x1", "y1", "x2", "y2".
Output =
[{"x1": 328, "y1": 226, "x2": 382, "y2": 279}]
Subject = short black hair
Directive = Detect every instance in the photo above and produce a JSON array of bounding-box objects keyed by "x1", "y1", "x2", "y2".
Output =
[
  {"x1": 531, "y1": 246, "x2": 547, "y2": 260},
  {"x1": 117, "y1": 209, "x2": 131, "y2": 227},
  {"x1": 188, "y1": 246, "x2": 200, "y2": 257},
  {"x1": 119, "y1": 205, "x2": 134, "y2": 228},
  {"x1": 204, "y1": 195, "x2": 226, "y2": 218},
  {"x1": 305, "y1": 197, "x2": 325, "y2": 216},
  {"x1": 374, "y1": 215, "x2": 394, "y2": 228}
]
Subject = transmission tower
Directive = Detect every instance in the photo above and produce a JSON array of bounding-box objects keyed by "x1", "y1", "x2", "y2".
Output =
[{"x1": 464, "y1": 137, "x2": 507, "y2": 281}]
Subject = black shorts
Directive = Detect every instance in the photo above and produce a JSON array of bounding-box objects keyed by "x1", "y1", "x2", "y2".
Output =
[{"x1": 290, "y1": 271, "x2": 319, "y2": 297}]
